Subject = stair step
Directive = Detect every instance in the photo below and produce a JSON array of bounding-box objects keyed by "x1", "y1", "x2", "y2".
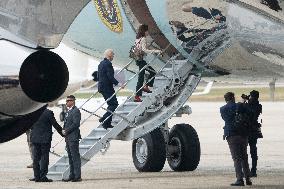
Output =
[
  {"x1": 53, "y1": 163, "x2": 69, "y2": 172},
  {"x1": 115, "y1": 101, "x2": 140, "y2": 111}
]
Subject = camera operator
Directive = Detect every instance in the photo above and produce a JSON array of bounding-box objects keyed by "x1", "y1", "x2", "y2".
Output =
[{"x1": 245, "y1": 90, "x2": 263, "y2": 177}]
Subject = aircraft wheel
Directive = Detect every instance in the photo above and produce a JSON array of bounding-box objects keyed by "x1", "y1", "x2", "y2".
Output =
[
  {"x1": 132, "y1": 128, "x2": 166, "y2": 172},
  {"x1": 59, "y1": 111, "x2": 65, "y2": 122},
  {"x1": 167, "y1": 124, "x2": 200, "y2": 171}
]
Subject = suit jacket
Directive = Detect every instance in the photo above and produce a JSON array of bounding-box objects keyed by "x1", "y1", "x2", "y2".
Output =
[
  {"x1": 63, "y1": 106, "x2": 81, "y2": 142},
  {"x1": 220, "y1": 101, "x2": 238, "y2": 138},
  {"x1": 98, "y1": 58, "x2": 119, "y2": 93},
  {"x1": 30, "y1": 109, "x2": 63, "y2": 144}
]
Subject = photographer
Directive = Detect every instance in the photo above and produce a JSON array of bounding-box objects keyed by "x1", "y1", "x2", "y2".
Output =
[{"x1": 244, "y1": 90, "x2": 263, "y2": 177}]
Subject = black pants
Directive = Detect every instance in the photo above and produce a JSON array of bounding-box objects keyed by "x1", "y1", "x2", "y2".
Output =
[
  {"x1": 227, "y1": 136, "x2": 250, "y2": 180},
  {"x1": 32, "y1": 143, "x2": 51, "y2": 180},
  {"x1": 66, "y1": 140, "x2": 81, "y2": 179},
  {"x1": 248, "y1": 136, "x2": 258, "y2": 172},
  {"x1": 136, "y1": 60, "x2": 156, "y2": 96},
  {"x1": 101, "y1": 90, "x2": 118, "y2": 127}
]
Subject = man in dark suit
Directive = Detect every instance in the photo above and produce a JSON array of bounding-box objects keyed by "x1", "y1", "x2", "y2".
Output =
[
  {"x1": 98, "y1": 49, "x2": 123, "y2": 129},
  {"x1": 30, "y1": 107, "x2": 64, "y2": 182},
  {"x1": 62, "y1": 95, "x2": 82, "y2": 182},
  {"x1": 220, "y1": 92, "x2": 252, "y2": 186}
]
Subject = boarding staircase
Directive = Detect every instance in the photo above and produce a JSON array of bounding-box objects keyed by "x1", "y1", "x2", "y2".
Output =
[{"x1": 47, "y1": 19, "x2": 229, "y2": 180}]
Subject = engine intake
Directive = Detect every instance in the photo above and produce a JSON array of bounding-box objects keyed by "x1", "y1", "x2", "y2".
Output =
[{"x1": 19, "y1": 50, "x2": 69, "y2": 102}]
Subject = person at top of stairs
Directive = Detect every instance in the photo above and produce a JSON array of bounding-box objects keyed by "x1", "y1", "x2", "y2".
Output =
[
  {"x1": 134, "y1": 24, "x2": 162, "y2": 102},
  {"x1": 98, "y1": 49, "x2": 124, "y2": 129}
]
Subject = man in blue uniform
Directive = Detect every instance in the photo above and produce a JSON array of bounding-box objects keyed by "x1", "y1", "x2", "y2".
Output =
[{"x1": 220, "y1": 92, "x2": 252, "y2": 186}]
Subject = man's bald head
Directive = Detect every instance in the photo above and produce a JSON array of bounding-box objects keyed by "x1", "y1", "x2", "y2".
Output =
[{"x1": 104, "y1": 49, "x2": 114, "y2": 61}]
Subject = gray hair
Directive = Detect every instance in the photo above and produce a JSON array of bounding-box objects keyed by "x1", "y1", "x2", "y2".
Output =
[{"x1": 104, "y1": 49, "x2": 114, "y2": 58}]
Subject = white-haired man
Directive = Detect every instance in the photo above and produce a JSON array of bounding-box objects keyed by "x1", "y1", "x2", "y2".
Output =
[{"x1": 97, "y1": 49, "x2": 123, "y2": 129}]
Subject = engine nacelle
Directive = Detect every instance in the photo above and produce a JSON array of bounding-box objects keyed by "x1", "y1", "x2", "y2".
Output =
[
  {"x1": 19, "y1": 50, "x2": 69, "y2": 103},
  {"x1": 0, "y1": 41, "x2": 69, "y2": 143}
]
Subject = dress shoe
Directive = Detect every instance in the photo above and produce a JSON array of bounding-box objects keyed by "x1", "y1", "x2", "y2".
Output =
[
  {"x1": 246, "y1": 178, "x2": 252, "y2": 185},
  {"x1": 38, "y1": 177, "x2": 53, "y2": 182},
  {"x1": 134, "y1": 96, "x2": 142, "y2": 102},
  {"x1": 29, "y1": 178, "x2": 36, "y2": 181},
  {"x1": 99, "y1": 117, "x2": 104, "y2": 123},
  {"x1": 103, "y1": 125, "x2": 114, "y2": 130},
  {"x1": 230, "y1": 179, "x2": 245, "y2": 186},
  {"x1": 62, "y1": 178, "x2": 74, "y2": 182},
  {"x1": 72, "y1": 178, "x2": 82, "y2": 182},
  {"x1": 142, "y1": 86, "x2": 152, "y2": 93},
  {"x1": 26, "y1": 163, "x2": 33, "y2": 168}
]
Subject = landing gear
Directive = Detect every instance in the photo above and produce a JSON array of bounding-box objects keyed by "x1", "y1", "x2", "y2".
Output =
[
  {"x1": 132, "y1": 123, "x2": 200, "y2": 172},
  {"x1": 167, "y1": 124, "x2": 200, "y2": 171},
  {"x1": 132, "y1": 128, "x2": 166, "y2": 172}
]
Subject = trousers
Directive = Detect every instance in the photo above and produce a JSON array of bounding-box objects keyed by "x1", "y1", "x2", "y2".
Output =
[
  {"x1": 136, "y1": 59, "x2": 156, "y2": 96},
  {"x1": 66, "y1": 140, "x2": 81, "y2": 179},
  {"x1": 100, "y1": 90, "x2": 118, "y2": 127},
  {"x1": 32, "y1": 143, "x2": 51, "y2": 180}
]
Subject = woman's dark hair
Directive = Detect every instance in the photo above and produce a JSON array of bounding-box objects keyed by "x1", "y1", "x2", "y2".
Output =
[{"x1": 136, "y1": 24, "x2": 148, "y2": 39}]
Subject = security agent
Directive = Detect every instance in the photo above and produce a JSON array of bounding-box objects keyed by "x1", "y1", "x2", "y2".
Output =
[
  {"x1": 244, "y1": 90, "x2": 263, "y2": 177},
  {"x1": 30, "y1": 108, "x2": 64, "y2": 182},
  {"x1": 220, "y1": 92, "x2": 252, "y2": 186},
  {"x1": 62, "y1": 95, "x2": 82, "y2": 182}
]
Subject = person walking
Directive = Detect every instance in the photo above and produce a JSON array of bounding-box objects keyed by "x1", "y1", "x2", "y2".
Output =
[
  {"x1": 30, "y1": 108, "x2": 63, "y2": 182},
  {"x1": 98, "y1": 49, "x2": 124, "y2": 129},
  {"x1": 133, "y1": 24, "x2": 161, "y2": 102},
  {"x1": 62, "y1": 95, "x2": 82, "y2": 182},
  {"x1": 220, "y1": 92, "x2": 252, "y2": 186}
]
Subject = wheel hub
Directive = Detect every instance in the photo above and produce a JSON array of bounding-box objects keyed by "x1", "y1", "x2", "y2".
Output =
[
  {"x1": 135, "y1": 138, "x2": 148, "y2": 164},
  {"x1": 169, "y1": 137, "x2": 182, "y2": 165}
]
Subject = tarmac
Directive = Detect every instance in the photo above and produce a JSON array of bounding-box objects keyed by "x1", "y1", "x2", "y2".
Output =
[{"x1": 0, "y1": 101, "x2": 284, "y2": 189}]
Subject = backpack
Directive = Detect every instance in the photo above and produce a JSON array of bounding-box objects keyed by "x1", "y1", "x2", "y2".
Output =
[
  {"x1": 129, "y1": 38, "x2": 145, "y2": 61},
  {"x1": 234, "y1": 104, "x2": 251, "y2": 136}
]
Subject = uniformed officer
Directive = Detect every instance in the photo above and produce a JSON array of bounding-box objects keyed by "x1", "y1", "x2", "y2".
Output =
[{"x1": 30, "y1": 108, "x2": 63, "y2": 182}]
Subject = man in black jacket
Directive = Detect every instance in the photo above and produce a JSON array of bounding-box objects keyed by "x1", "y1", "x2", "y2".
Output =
[
  {"x1": 62, "y1": 95, "x2": 82, "y2": 182},
  {"x1": 247, "y1": 90, "x2": 263, "y2": 177},
  {"x1": 30, "y1": 107, "x2": 63, "y2": 182},
  {"x1": 98, "y1": 49, "x2": 123, "y2": 129}
]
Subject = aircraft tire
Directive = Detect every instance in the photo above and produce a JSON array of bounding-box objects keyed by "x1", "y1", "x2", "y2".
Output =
[
  {"x1": 59, "y1": 112, "x2": 65, "y2": 122},
  {"x1": 132, "y1": 128, "x2": 166, "y2": 172},
  {"x1": 167, "y1": 124, "x2": 200, "y2": 171}
]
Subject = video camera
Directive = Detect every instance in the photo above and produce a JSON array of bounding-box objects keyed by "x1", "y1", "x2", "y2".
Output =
[{"x1": 241, "y1": 94, "x2": 250, "y2": 101}]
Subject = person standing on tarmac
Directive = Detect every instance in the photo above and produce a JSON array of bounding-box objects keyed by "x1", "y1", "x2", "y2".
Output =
[
  {"x1": 30, "y1": 107, "x2": 64, "y2": 182},
  {"x1": 220, "y1": 92, "x2": 252, "y2": 186},
  {"x1": 247, "y1": 90, "x2": 263, "y2": 177}
]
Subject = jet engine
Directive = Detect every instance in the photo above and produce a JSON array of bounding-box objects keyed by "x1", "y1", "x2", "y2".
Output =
[{"x1": 0, "y1": 41, "x2": 69, "y2": 143}]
